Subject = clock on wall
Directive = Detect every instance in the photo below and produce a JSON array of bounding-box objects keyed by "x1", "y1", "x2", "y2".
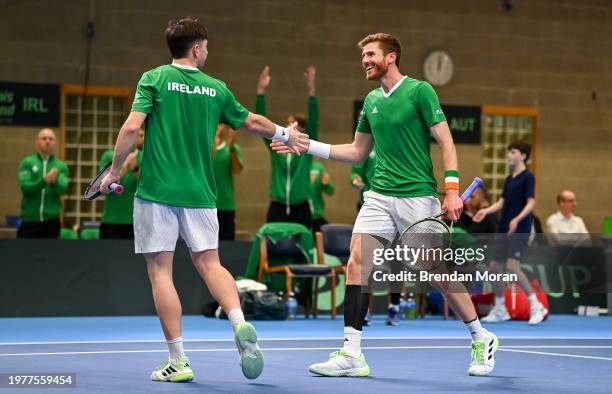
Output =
[{"x1": 423, "y1": 50, "x2": 454, "y2": 87}]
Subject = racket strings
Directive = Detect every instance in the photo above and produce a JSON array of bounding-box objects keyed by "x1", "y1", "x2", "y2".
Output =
[
  {"x1": 399, "y1": 218, "x2": 451, "y2": 272},
  {"x1": 84, "y1": 164, "x2": 111, "y2": 200}
]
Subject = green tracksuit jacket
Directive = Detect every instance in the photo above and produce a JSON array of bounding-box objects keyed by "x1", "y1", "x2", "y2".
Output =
[
  {"x1": 18, "y1": 153, "x2": 69, "y2": 222},
  {"x1": 256, "y1": 94, "x2": 319, "y2": 207}
]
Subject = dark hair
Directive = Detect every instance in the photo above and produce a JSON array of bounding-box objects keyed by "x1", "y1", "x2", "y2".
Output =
[
  {"x1": 165, "y1": 17, "x2": 208, "y2": 59},
  {"x1": 508, "y1": 140, "x2": 531, "y2": 162},
  {"x1": 358, "y1": 33, "x2": 402, "y2": 67}
]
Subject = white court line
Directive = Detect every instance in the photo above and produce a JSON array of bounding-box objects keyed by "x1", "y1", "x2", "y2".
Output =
[
  {"x1": 1, "y1": 336, "x2": 611, "y2": 346},
  {"x1": 499, "y1": 348, "x2": 612, "y2": 361},
  {"x1": 2, "y1": 345, "x2": 612, "y2": 357},
  {"x1": 0, "y1": 346, "x2": 466, "y2": 357}
]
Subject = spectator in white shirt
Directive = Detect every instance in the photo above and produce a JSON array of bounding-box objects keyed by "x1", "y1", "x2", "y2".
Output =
[
  {"x1": 546, "y1": 190, "x2": 591, "y2": 247},
  {"x1": 546, "y1": 190, "x2": 589, "y2": 234}
]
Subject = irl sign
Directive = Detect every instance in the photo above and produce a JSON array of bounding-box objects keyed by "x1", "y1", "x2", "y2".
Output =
[{"x1": 0, "y1": 81, "x2": 60, "y2": 127}]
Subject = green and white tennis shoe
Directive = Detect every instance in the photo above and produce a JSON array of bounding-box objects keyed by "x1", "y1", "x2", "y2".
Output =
[
  {"x1": 234, "y1": 322, "x2": 264, "y2": 379},
  {"x1": 308, "y1": 349, "x2": 371, "y2": 377},
  {"x1": 150, "y1": 356, "x2": 194, "y2": 382},
  {"x1": 468, "y1": 329, "x2": 499, "y2": 376}
]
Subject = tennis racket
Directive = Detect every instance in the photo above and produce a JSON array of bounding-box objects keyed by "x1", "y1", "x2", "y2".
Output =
[
  {"x1": 398, "y1": 177, "x2": 484, "y2": 272},
  {"x1": 83, "y1": 162, "x2": 124, "y2": 201}
]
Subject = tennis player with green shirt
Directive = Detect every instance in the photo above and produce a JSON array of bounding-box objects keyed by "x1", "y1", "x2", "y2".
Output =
[
  {"x1": 273, "y1": 33, "x2": 499, "y2": 377},
  {"x1": 100, "y1": 17, "x2": 307, "y2": 383}
]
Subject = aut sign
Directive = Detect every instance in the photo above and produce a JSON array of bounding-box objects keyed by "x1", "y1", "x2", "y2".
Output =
[{"x1": 440, "y1": 105, "x2": 481, "y2": 144}]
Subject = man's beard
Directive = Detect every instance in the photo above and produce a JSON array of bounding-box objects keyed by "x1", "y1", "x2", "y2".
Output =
[
  {"x1": 196, "y1": 57, "x2": 207, "y2": 71},
  {"x1": 366, "y1": 62, "x2": 389, "y2": 80}
]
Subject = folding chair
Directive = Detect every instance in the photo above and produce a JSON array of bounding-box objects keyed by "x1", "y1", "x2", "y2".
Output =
[{"x1": 258, "y1": 234, "x2": 336, "y2": 319}]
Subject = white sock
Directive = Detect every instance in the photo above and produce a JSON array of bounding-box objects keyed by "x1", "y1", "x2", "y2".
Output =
[
  {"x1": 465, "y1": 318, "x2": 486, "y2": 341},
  {"x1": 167, "y1": 337, "x2": 185, "y2": 360},
  {"x1": 227, "y1": 308, "x2": 245, "y2": 329},
  {"x1": 495, "y1": 296, "x2": 506, "y2": 307},
  {"x1": 342, "y1": 326, "x2": 362, "y2": 357},
  {"x1": 528, "y1": 293, "x2": 538, "y2": 307}
]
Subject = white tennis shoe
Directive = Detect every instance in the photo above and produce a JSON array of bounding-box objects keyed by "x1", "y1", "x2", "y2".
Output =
[
  {"x1": 469, "y1": 329, "x2": 499, "y2": 376},
  {"x1": 308, "y1": 350, "x2": 370, "y2": 377},
  {"x1": 481, "y1": 304, "x2": 511, "y2": 323},
  {"x1": 528, "y1": 301, "x2": 548, "y2": 325}
]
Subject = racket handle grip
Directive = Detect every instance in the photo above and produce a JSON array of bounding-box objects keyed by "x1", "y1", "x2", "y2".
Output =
[
  {"x1": 460, "y1": 177, "x2": 484, "y2": 202},
  {"x1": 110, "y1": 183, "x2": 124, "y2": 194}
]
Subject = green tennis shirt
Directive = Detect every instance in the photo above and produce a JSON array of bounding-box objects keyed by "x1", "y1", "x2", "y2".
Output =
[
  {"x1": 212, "y1": 142, "x2": 243, "y2": 211},
  {"x1": 99, "y1": 149, "x2": 143, "y2": 224},
  {"x1": 356, "y1": 77, "x2": 445, "y2": 198},
  {"x1": 131, "y1": 64, "x2": 249, "y2": 208}
]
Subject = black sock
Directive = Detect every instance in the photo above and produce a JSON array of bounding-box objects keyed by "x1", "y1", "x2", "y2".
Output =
[
  {"x1": 344, "y1": 285, "x2": 370, "y2": 331},
  {"x1": 359, "y1": 291, "x2": 371, "y2": 322}
]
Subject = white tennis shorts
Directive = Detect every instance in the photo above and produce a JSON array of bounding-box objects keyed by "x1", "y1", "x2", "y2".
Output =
[
  {"x1": 353, "y1": 190, "x2": 441, "y2": 240},
  {"x1": 133, "y1": 198, "x2": 219, "y2": 253}
]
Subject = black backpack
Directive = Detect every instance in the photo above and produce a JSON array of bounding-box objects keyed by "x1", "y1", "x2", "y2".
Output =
[
  {"x1": 240, "y1": 290, "x2": 288, "y2": 321},
  {"x1": 202, "y1": 290, "x2": 288, "y2": 321}
]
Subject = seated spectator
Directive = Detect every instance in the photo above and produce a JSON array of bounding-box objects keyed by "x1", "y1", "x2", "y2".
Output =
[
  {"x1": 17, "y1": 128, "x2": 69, "y2": 238},
  {"x1": 546, "y1": 190, "x2": 588, "y2": 234},
  {"x1": 546, "y1": 190, "x2": 589, "y2": 246}
]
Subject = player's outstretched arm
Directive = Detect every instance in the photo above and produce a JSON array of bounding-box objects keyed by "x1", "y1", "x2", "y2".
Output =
[
  {"x1": 241, "y1": 112, "x2": 309, "y2": 152},
  {"x1": 270, "y1": 131, "x2": 373, "y2": 164}
]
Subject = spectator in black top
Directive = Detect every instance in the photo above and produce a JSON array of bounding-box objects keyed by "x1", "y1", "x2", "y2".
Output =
[
  {"x1": 474, "y1": 140, "x2": 547, "y2": 325},
  {"x1": 456, "y1": 186, "x2": 497, "y2": 233}
]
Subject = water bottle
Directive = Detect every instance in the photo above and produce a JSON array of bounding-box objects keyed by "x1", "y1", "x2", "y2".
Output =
[
  {"x1": 405, "y1": 292, "x2": 417, "y2": 320},
  {"x1": 398, "y1": 293, "x2": 409, "y2": 320},
  {"x1": 287, "y1": 293, "x2": 298, "y2": 320}
]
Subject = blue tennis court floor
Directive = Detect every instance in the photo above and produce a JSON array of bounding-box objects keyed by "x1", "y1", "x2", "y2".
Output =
[{"x1": 1, "y1": 315, "x2": 610, "y2": 393}]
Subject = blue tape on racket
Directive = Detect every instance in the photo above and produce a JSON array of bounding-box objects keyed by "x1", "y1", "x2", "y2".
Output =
[{"x1": 460, "y1": 177, "x2": 484, "y2": 202}]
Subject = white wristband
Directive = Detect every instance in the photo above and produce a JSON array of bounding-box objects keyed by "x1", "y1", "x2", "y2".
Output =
[
  {"x1": 272, "y1": 124, "x2": 289, "y2": 142},
  {"x1": 307, "y1": 140, "x2": 331, "y2": 159}
]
